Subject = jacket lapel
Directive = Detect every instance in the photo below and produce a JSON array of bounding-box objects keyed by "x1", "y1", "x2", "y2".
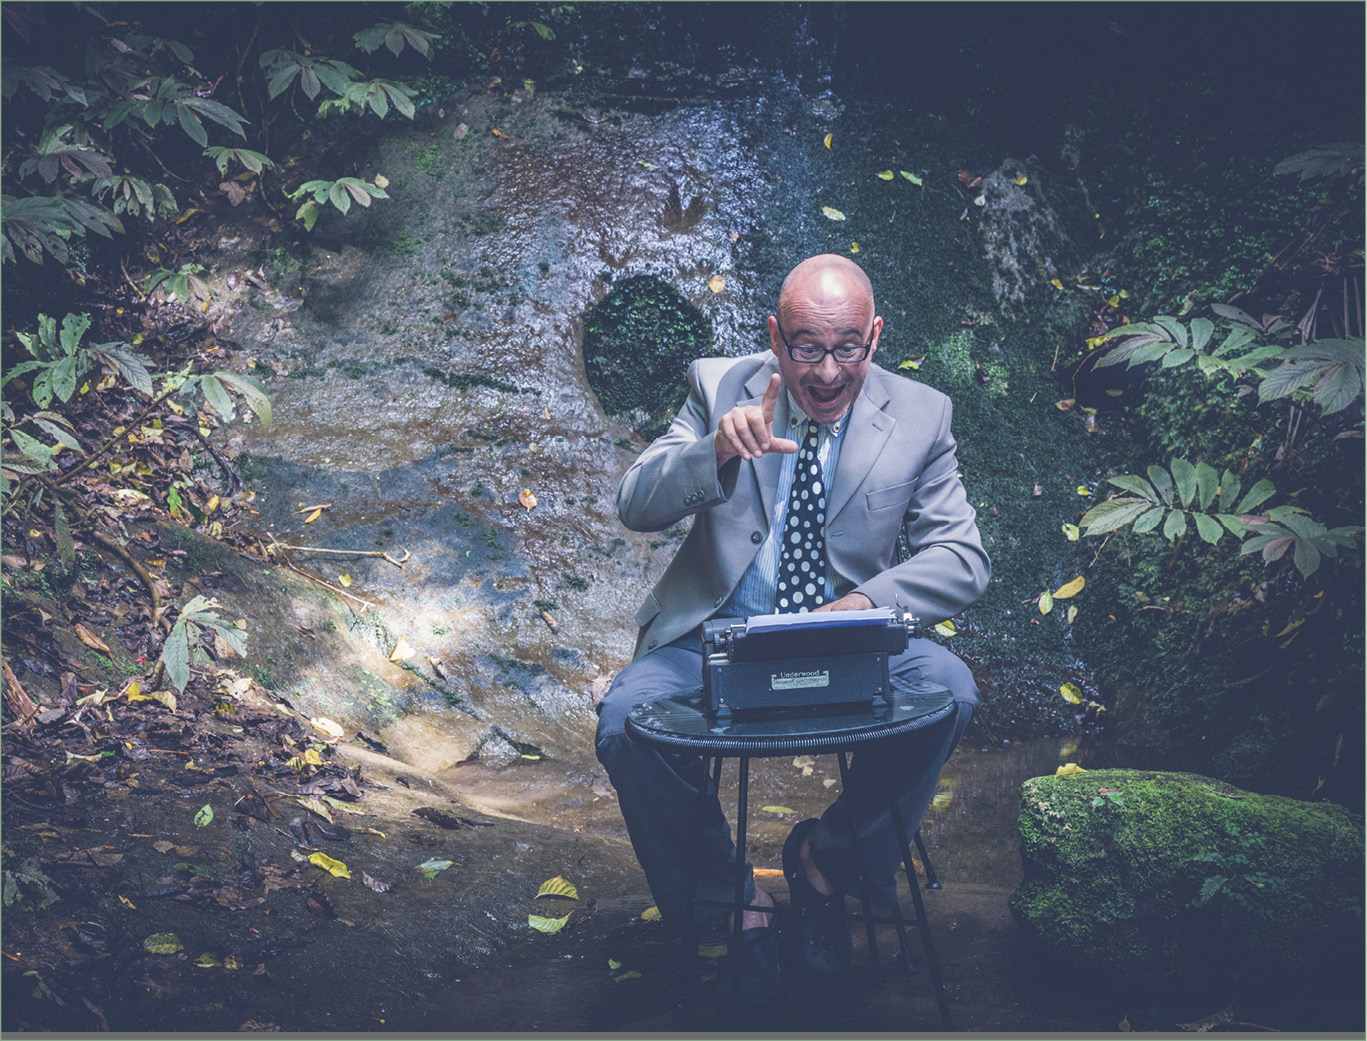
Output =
[{"x1": 828, "y1": 371, "x2": 894, "y2": 522}]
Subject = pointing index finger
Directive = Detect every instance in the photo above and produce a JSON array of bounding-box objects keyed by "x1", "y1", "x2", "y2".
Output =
[{"x1": 760, "y1": 371, "x2": 782, "y2": 421}]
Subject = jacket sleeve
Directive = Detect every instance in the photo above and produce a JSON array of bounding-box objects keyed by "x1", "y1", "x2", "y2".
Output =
[
  {"x1": 616, "y1": 359, "x2": 741, "y2": 533},
  {"x1": 852, "y1": 397, "x2": 991, "y2": 623}
]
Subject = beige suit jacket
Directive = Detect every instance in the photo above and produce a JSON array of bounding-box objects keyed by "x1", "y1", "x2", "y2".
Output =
[{"x1": 617, "y1": 351, "x2": 990, "y2": 660}]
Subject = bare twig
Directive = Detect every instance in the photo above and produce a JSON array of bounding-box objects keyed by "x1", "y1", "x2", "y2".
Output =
[
  {"x1": 268, "y1": 538, "x2": 410, "y2": 567},
  {"x1": 2, "y1": 657, "x2": 40, "y2": 727},
  {"x1": 119, "y1": 255, "x2": 147, "y2": 302},
  {"x1": 56, "y1": 385, "x2": 177, "y2": 485},
  {"x1": 281, "y1": 560, "x2": 378, "y2": 611}
]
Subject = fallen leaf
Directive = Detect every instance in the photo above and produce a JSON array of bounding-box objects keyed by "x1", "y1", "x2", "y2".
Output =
[
  {"x1": 143, "y1": 932, "x2": 183, "y2": 954},
  {"x1": 1062, "y1": 523, "x2": 1080, "y2": 541},
  {"x1": 614, "y1": 970, "x2": 642, "y2": 982},
  {"x1": 362, "y1": 871, "x2": 391, "y2": 893},
  {"x1": 75, "y1": 624, "x2": 112, "y2": 654},
  {"x1": 1032, "y1": 484, "x2": 1043, "y2": 497},
  {"x1": 849, "y1": 241, "x2": 859, "y2": 253},
  {"x1": 1084, "y1": 411, "x2": 1102, "y2": 434},
  {"x1": 308, "y1": 852, "x2": 351, "y2": 879},
  {"x1": 194, "y1": 804, "x2": 214, "y2": 828},
  {"x1": 823, "y1": 132, "x2": 832, "y2": 149},
  {"x1": 339, "y1": 574, "x2": 352, "y2": 587},
  {"x1": 640, "y1": 906, "x2": 662, "y2": 922},
  {"x1": 899, "y1": 170, "x2": 922, "y2": 185},
  {"x1": 820, "y1": 206, "x2": 845, "y2": 221},
  {"x1": 518, "y1": 488, "x2": 537, "y2": 511},
  {"x1": 1067, "y1": 605, "x2": 1078, "y2": 624},
  {"x1": 310, "y1": 716, "x2": 344, "y2": 739},
  {"x1": 374, "y1": 174, "x2": 390, "y2": 189},
  {"x1": 490, "y1": 127, "x2": 509, "y2": 138},
  {"x1": 389, "y1": 636, "x2": 415, "y2": 662},
  {"x1": 536, "y1": 877, "x2": 580, "y2": 900},
  {"x1": 1076, "y1": 485, "x2": 1091, "y2": 497},
  {"x1": 195, "y1": 952, "x2": 222, "y2": 968},
  {"x1": 898, "y1": 355, "x2": 925, "y2": 371},
  {"x1": 876, "y1": 170, "x2": 894, "y2": 180},
  {"x1": 119, "y1": 895, "x2": 137, "y2": 909},
  {"x1": 760, "y1": 805, "x2": 795, "y2": 815},
  {"x1": 296, "y1": 796, "x2": 334, "y2": 823},
  {"x1": 539, "y1": 610, "x2": 558, "y2": 633},
  {"x1": 528, "y1": 912, "x2": 572, "y2": 934},
  {"x1": 304, "y1": 507, "x2": 322, "y2": 523},
  {"x1": 1060, "y1": 682, "x2": 1083, "y2": 704},
  {"x1": 608, "y1": 958, "x2": 622, "y2": 970},
  {"x1": 1014, "y1": 173, "x2": 1028, "y2": 186},
  {"x1": 1053, "y1": 576, "x2": 1086, "y2": 599},
  {"x1": 707, "y1": 274, "x2": 725, "y2": 293},
  {"x1": 1050, "y1": 278, "x2": 1065, "y2": 290},
  {"x1": 417, "y1": 858, "x2": 453, "y2": 879},
  {"x1": 1055, "y1": 398, "x2": 1075, "y2": 411},
  {"x1": 454, "y1": 122, "x2": 469, "y2": 140},
  {"x1": 224, "y1": 955, "x2": 242, "y2": 970},
  {"x1": 153, "y1": 840, "x2": 174, "y2": 853},
  {"x1": 1055, "y1": 763, "x2": 1087, "y2": 777},
  {"x1": 1038, "y1": 591, "x2": 1054, "y2": 615},
  {"x1": 934, "y1": 620, "x2": 956, "y2": 637}
]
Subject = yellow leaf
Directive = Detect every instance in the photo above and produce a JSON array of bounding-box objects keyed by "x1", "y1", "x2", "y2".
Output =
[
  {"x1": 304, "y1": 507, "x2": 322, "y2": 523},
  {"x1": 296, "y1": 796, "x2": 333, "y2": 822},
  {"x1": 1050, "y1": 278, "x2": 1065, "y2": 290},
  {"x1": 303, "y1": 748, "x2": 323, "y2": 766},
  {"x1": 823, "y1": 132, "x2": 832, "y2": 149},
  {"x1": 608, "y1": 958, "x2": 622, "y2": 970},
  {"x1": 491, "y1": 126, "x2": 510, "y2": 139},
  {"x1": 1053, "y1": 575, "x2": 1086, "y2": 599},
  {"x1": 820, "y1": 206, "x2": 846, "y2": 221},
  {"x1": 1077, "y1": 485, "x2": 1091, "y2": 496},
  {"x1": 224, "y1": 955, "x2": 242, "y2": 971},
  {"x1": 75, "y1": 623, "x2": 113, "y2": 654},
  {"x1": 389, "y1": 635, "x2": 415, "y2": 662},
  {"x1": 614, "y1": 970, "x2": 642, "y2": 982},
  {"x1": 1060, "y1": 682, "x2": 1083, "y2": 704},
  {"x1": 876, "y1": 169, "x2": 894, "y2": 180},
  {"x1": 707, "y1": 274, "x2": 725, "y2": 293},
  {"x1": 143, "y1": 932, "x2": 183, "y2": 954},
  {"x1": 1015, "y1": 173, "x2": 1028, "y2": 185},
  {"x1": 1066, "y1": 605, "x2": 1078, "y2": 624},
  {"x1": 519, "y1": 488, "x2": 537, "y2": 511},
  {"x1": 1061, "y1": 523, "x2": 1081, "y2": 541},
  {"x1": 339, "y1": 573, "x2": 352, "y2": 587},
  {"x1": 1108, "y1": 293, "x2": 1121, "y2": 307},
  {"x1": 760, "y1": 805, "x2": 795, "y2": 815},
  {"x1": 195, "y1": 952, "x2": 222, "y2": 968},
  {"x1": 849, "y1": 241, "x2": 859, "y2": 253},
  {"x1": 1055, "y1": 763, "x2": 1087, "y2": 777},
  {"x1": 308, "y1": 851, "x2": 351, "y2": 879},
  {"x1": 119, "y1": 895, "x2": 137, "y2": 910},
  {"x1": 933, "y1": 620, "x2": 956, "y2": 638},
  {"x1": 1055, "y1": 398, "x2": 1075, "y2": 411},
  {"x1": 123, "y1": 681, "x2": 143, "y2": 700},
  {"x1": 206, "y1": 494, "x2": 220, "y2": 513},
  {"x1": 899, "y1": 355, "x2": 925, "y2": 371},
  {"x1": 899, "y1": 170, "x2": 923, "y2": 186},
  {"x1": 374, "y1": 174, "x2": 390, "y2": 189},
  {"x1": 1038, "y1": 590, "x2": 1054, "y2": 615},
  {"x1": 536, "y1": 877, "x2": 580, "y2": 900},
  {"x1": 528, "y1": 912, "x2": 572, "y2": 934},
  {"x1": 640, "y1": 906, "x2": 663, "y2": 922},
  {"x1": 309, "y1": 716, "x2": 344, "y2": 739}
]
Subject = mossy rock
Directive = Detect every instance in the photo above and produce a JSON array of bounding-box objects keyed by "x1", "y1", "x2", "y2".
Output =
[{"x1": 1009, "y1": 769, "x2": 1364, "y2": 998}]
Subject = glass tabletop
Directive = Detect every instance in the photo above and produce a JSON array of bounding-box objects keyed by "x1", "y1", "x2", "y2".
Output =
[{"x1": 625, "y1": 680, "x2": 955, "y2": 756}]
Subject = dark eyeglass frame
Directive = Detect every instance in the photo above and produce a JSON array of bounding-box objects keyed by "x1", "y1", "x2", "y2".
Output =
[{"x1": 774, "y1": 316, "x2": 875, "y2": 364}]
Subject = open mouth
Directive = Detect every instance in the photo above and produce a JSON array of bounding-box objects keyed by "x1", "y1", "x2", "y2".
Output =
[{"x1": 808, "y1": 384, "x2": 845, "y2": 406}]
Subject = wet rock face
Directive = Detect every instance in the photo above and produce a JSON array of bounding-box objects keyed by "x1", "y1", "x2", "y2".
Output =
[
  {"x1": 581, "y1": 275, "x2": 715, "y2": 441},
  {"x1": 1009, "y1": 769, "x2": 1365, "y2": 998}
]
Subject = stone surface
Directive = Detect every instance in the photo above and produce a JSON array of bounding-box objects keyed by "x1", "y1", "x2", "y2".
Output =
[{"x1": 1009, "y1": 769, "x2": 1364, "y2": 995}]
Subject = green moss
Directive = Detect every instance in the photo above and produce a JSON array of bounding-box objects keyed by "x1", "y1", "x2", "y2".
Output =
[
  {"x1": 581, "y1": 275, "x2": 715, "y2": 439},
  {"x1": 1011, "y1": 769, "x2": 1364, "y2": 996}
]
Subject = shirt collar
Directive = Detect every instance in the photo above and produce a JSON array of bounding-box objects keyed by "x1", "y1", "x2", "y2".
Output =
[{"x1": 785, "y1": 392, "x2": 847, "y2": 436}]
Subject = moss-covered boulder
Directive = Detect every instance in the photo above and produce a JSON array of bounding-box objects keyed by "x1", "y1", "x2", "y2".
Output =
[{"x1": 1009, "y1": 769, "x2": 1364, "y2": 998}]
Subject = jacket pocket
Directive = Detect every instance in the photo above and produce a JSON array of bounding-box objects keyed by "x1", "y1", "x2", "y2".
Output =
[
  {"x1": 634, "y1": 591, "x2": 663, "y2": 627},
  {"x1": 865, "y1": 480, "x2": 915, "y2": 513}
]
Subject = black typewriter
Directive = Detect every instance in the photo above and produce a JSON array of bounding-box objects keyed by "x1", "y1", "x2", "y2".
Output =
[{"x1": 700, "y1": 607, "x2": 922, "y2": 720}]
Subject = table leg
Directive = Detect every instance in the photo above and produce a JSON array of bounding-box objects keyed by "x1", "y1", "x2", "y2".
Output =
[
  {"x1": 729, "y1": 755, "x2": 749, "y2": 1000},
  {"x1": 676, "y1": 754, "x2": 722, "y2": 1015},
  {"x1": 838, "y1": 750, "x2": 884, "y2": 983},
  {"x1": 888, "y1": 768, "x2": 953, "y2": 1031}
]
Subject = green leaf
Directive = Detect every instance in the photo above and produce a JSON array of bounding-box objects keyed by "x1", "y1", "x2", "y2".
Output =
[
  {"x1": 1313, "y1": 362, "x2": 1362, "y2": 415},
  {"x1": 1107, "y1": 474, "x2": 1157, "y2": 500},
  {"x1": 198, "y1": 374, "x2": 235, "y2": 420},
  {"x1": 1218, "y1": 469, "x2": 1242, "y2": 513},
  {"x1": 1169, "y1": 458, "x2": 1197, "y2": 507},
  {"x1": 899, "y1": 170, "x2": 922, "y2": 185},
  {"x1": 95, "y1": 345, "x2": 154, "y2": 398},
  {"x1": 176, "y1": 103, "x2": 208, "y2": 147},
  {"x1": 1235, "y1": 479, "x2": 1277, "y2": 515},
  {"x1": 1216, "y1": 513, "x2": 1247, "y2": 536},
  {"x1": 212, "y1": 372, "x2": 272, "y2": 426},
  {"x1": 529, "y1": 21, "x2": 555, "y2": 40},
  {"x1": 1153, "y1": 315, "x2": 1188, "y2": 347},
  {"x1": 1210, "y1": 302, "x2": 1262, "y2": 330},
  {"x1": 1194, "y1": 462, "x2": 1218, "y2": 511},
  {"x1": 1193, "y1": 513, "x2": 1223, "y2": 545},
  {"x1": 162, "y1": 622, "x2": 191, "y2": 692},
  {"x1": 53, "y1": 500, "x2": 74, "y2": 568},
  {"x1": 1132, "y1": 506, "x2": 1166, "y2": 534},
  {"x1": 1189, "y1": 317, "x2": 1214, "y2": 351},
  {"x1": 194, "y1": 804, "x2": 214, "y2": 828},
  {"x1": 1162, "y1": 509, "x2": 1187, "y2": 540},
  {"x1": 1292, "y1": 536, "x2": 1322, "y2": 578},
  {"x1": 1160, "y1": 348, "x2": 1195, "y2": 368},
  {"x1": 1080, "y1": 497, "x2": 1154, "y2": 533},
  {"x1": 528, "y1": 912, "x2": 571, "y2": 933},
  {"x1": 1213, "y1": 327, "x2": 1257, "y2": 357},
  {"x1": 1146, "y1": 465, "x2": 1174, "y2": 506},
  {"x1": 296, "y1": 200, "x2": 319, "y2": 232}
]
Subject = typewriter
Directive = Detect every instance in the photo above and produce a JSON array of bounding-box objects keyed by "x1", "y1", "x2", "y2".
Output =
[{"x1": 701, "y1": 607, "x2": 922, "y2": 720}]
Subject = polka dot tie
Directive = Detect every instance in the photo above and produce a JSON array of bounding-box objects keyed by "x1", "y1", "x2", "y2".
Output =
[{"x1": 775, "y1": 421, "x2": 828, "y2": 613}]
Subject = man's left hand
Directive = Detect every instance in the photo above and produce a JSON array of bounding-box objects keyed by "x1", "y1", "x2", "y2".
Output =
[{"x1": 813, "y1": 592, "x2": 874, "y2": 613}]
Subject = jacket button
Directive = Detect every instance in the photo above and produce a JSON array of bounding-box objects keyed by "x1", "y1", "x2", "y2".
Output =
[
  {"x1": 714, "y1": 595, "x2": 725, "y2": 607},
  {"x1": 647, "y1": 639, "x2": 658, "y2": 650},
  {"x1": 750, "y1": 530, "x2": 763, "y2": 544}
]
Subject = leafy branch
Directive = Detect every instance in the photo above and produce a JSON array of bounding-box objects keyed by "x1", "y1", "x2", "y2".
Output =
[
  {"x1": 1081, "y1": 459, "x2": 1362, "y2": 578},
  {"x1": 155, "y1": 595, "x2": 247, "y2": 693}
]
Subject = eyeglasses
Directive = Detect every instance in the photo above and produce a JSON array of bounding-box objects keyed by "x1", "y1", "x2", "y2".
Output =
[{"x1": 775, "y1": 317, "x2": 874, "y2": 364}]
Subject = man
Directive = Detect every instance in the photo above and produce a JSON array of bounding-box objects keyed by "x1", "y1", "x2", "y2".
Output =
[{"x1": 595, "y1": 254, "x2": 990, "y2": 1004}]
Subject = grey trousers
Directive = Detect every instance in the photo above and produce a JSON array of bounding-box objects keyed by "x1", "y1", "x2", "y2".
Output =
[{"x1": 594, "y1": 631, "x2": 978, "y2": 928}]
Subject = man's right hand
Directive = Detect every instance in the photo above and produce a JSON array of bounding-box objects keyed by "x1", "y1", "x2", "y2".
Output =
[{"x1": 715, "y1": 372, "x2": 799, "y2": 467}]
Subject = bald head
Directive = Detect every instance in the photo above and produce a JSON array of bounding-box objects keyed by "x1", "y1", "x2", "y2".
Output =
[{"x1": 777, "y1": 254, "x2": 875, "y2": 321}]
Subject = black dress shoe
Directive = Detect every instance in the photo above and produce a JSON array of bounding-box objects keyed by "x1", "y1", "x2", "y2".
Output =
[
  {"x1": 782, "y1": 818, "x2": 852, "y2": 975},
  {"x1": 706, "y1": 924, "x2": 783, "y2": 1009}
]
